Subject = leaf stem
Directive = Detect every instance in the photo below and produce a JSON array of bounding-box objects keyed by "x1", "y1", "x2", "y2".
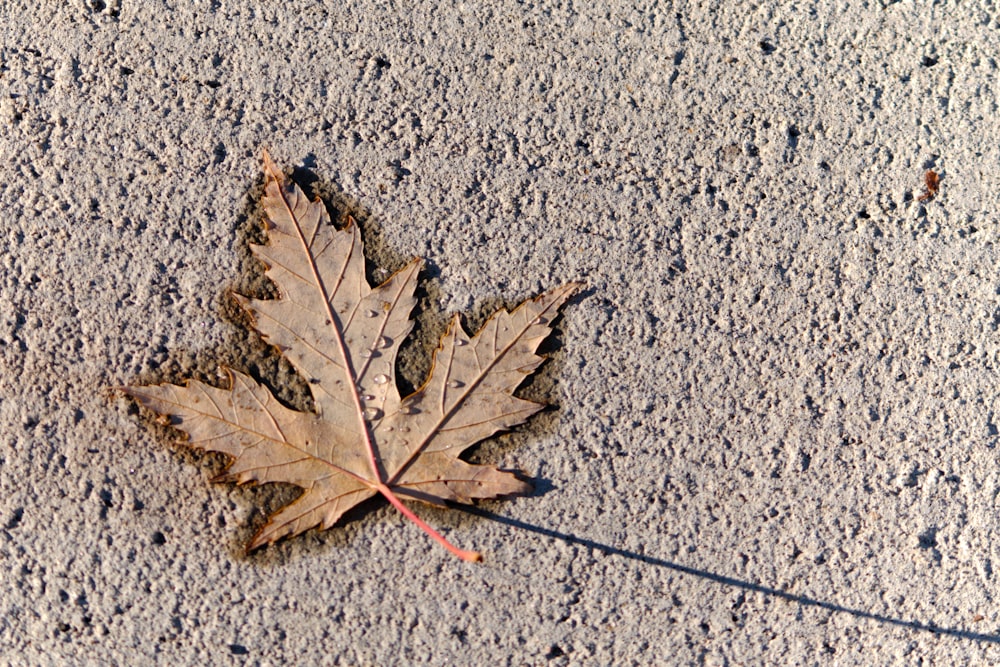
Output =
[{"x1": 376, "y1": 483, "x2": 482, "y2": 562}]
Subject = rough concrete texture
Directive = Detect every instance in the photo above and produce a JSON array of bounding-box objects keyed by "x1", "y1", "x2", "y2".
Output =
[{"x1": 3, "y1": 0, "x2": 1000, "y2": 664}]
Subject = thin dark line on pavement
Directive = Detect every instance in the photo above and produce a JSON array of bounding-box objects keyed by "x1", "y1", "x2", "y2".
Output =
[{"x1": 461, "y1": 506, "x2": 1000, "y2": 645}]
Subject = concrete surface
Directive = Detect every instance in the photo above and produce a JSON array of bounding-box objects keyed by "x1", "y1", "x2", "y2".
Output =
[{"x1": 4, "y1": 0, "x2": 1000, "y2": 664}]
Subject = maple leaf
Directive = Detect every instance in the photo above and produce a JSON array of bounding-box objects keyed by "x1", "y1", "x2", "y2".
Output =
[{"x1": 123, "y1": 152, "x2": 581, "y2": 561}]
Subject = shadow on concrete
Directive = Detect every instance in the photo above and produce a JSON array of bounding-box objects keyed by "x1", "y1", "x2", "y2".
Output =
[{"x1": 460, "y1": 506, "x2": 1000, "y2": 645}]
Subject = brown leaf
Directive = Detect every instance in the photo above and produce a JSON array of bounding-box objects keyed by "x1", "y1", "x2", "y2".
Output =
[
  {"x1": 124, "y1": 152, "x2": 581, "y2": 561},
  {"x1": 918, "y1": 169, "x2": 940, "y2": 202}
]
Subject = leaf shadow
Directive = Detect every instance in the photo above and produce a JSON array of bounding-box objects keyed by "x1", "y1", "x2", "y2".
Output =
[{"x1": 457, "y1": 506, "x2": 1000, "y2": 645}]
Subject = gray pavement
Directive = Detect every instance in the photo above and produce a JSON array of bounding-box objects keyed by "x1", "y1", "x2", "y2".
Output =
[{"x1": 3, "y1": 1, "x2": 1000, "y2": 664}]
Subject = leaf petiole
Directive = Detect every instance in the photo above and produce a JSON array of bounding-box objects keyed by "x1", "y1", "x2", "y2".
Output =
[{"x1": 375, "y1": 483, "x2": 482, "y2": 562}]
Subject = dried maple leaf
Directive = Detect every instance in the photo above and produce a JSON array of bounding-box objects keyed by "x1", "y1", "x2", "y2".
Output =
[{"x1": 124, "y1": 152, "x2": 581, "y2": 561}]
